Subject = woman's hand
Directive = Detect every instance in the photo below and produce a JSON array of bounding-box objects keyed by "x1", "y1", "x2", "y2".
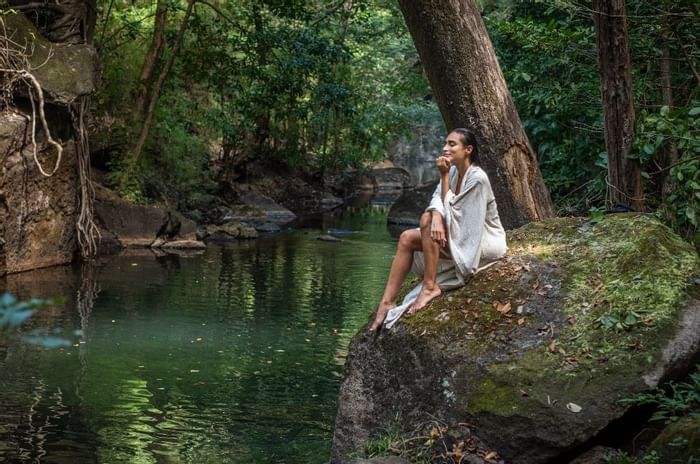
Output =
[
  {"x1": 430, "y1": 212, "x2": 447, "y2": 248},
  {"x1": 436, "y1": 155, "x2": 451, "y2": 175}
]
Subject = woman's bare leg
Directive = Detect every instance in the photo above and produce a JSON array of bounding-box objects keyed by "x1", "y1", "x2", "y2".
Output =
[
  {"x1": 368, "y1": 224, "x2": 423, "y2": 332},
  {"x1": 408, "y1": 213, "x2": 443, "y2": 314}
]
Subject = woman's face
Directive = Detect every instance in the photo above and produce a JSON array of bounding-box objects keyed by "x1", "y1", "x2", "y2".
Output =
[{"x1": 442, "y1": 131, "x2": 473, "y2": 163}]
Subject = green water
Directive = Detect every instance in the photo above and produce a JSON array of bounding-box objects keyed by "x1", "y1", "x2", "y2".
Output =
[{"x1": 0, "y1": 204, "x2": 401, "y2": 463}]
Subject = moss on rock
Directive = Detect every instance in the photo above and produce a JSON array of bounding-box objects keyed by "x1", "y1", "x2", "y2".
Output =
[{"x1": 333, "y1": 214, "x2": 700, "y2": 464}]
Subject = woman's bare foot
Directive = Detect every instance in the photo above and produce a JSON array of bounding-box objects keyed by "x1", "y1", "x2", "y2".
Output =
[
  {"x1": 407, "y1": 286, "x2": 442, "y2": 315},
  {"x1": 369, "y1": 301, "x2": 396, "y2": 332}
]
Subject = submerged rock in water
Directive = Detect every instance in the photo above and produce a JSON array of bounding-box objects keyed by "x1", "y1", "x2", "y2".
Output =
[
  {"x1": 318, "y1": 234, "x2": 342, "y2": 242},
  {"x1": 331, "y1": 214, "x2": 700, "y2": 463}
]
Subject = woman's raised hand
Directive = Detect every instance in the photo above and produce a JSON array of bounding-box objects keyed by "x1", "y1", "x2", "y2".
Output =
[{"x1": 436, "y1": 155, "x2": 451, "y2": 175}]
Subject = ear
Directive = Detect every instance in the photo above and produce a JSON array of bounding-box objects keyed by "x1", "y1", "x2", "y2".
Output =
[{"x1": 465, "y1": 145, "x2": 474, "y2": 155}]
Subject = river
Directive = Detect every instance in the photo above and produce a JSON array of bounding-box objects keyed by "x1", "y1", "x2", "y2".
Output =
[{"x1": 0, "y1": 200, "x2": 403, "y2": 463}]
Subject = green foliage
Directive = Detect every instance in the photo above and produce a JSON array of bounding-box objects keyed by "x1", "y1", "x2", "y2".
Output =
[
  {"x1": 362, "y1": 414, "x2": 405, "y2": 458},
  {"x1": 608, "y1": 366, "x2": 700, "y2": 464},
  {"x1": 93, "y1": 0, "x2": 434, "y2": 207},
  {"x1": 620, "y1": 365, "x2": 700, "y2": 425},
  {"x1": 589, "y1": 206, "x2": 605, "y2": 224},
  {"x1": 0, "y1": 292, "x2": 39, "y2": 329},
  {"x1": 633, "y1": 102, "x2": 700, "y2": 245},
  {"x1": 0, "y1": 293, "x2": 70, "y2": 348},
  {"x1": 486, "y1": 5, "x2": 606, "y2": 211},
  {"x1": 603, "y1": 450, "x2": 660, "y2": 464}
]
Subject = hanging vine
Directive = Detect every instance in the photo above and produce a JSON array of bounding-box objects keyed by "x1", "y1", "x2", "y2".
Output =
[
  {"x1": 72, "y1": 95, "x2": 99, "y2": 258},
  {"x1": 0, "y1": 15, "x2": 62, "y2": 177}
]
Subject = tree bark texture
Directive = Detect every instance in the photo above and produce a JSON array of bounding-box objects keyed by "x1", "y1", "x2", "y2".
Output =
[
  {"x1": 592, "y1": 0, "x2": 644, "y2": 211},
  {"x1": 396, "y1": 0, "x2": 554, "y2": 229},
  {"x1": 134, "y1": 0, "x2": 168, "y2": 116},
  {"x1": 660, "y1": 35, "x2": 678, "y2": 196}
]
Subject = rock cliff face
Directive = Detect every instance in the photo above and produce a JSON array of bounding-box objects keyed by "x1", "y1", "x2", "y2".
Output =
[
  {"x1": 0, "y1": 13, "x2": 98, "y2": 276},
  {"x1": 332, "y1": 215, "x2": 700, "y2": 463},
  {"x1": 0, "y1": 112, "x2": 79, "y2": 275}
]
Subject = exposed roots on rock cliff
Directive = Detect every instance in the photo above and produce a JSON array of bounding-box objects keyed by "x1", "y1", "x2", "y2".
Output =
[
  {"x1": 0, "y1": 16, "x2": 62, "y2": 177},
  {"x1": 1, "y1": 15, "x2": 98, "y2": 257},
  {"x1": 72, "y1": 96, "x2": 99, "y2": 258}
]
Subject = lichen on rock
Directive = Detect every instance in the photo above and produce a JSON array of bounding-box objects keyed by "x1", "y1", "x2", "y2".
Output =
[{"x1": 331, "y1": 214, "x2": 699, "y2": 463}]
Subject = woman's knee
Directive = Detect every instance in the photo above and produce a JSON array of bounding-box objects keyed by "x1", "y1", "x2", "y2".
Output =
[{"x1": 398, "y1": 228, "x2": 420, "y2": 250}]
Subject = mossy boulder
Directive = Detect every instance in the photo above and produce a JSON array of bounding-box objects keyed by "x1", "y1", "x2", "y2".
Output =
[
  {"x1": 2, "y1": 12, "x2": 98, "y2": 104},
  {"x1": 331, "y1": 214, "x2": 700, "y2": 463},
  {"x1": 650, "y1": 415, "x2": 700, "y2": 463}
]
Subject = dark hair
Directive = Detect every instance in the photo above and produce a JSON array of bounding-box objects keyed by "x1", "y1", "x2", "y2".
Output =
[{"x1": 451, "y1": 128, "x2": 480, "y2": 165}]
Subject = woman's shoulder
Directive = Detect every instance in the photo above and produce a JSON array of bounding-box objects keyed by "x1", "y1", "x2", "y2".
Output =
[{"x1": 468, "y1": 165, "x2": 489, "y2": 182}]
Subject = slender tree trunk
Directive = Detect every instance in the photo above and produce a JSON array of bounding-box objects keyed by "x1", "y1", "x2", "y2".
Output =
[
  {"x1": 134, "y1": 0, "x2": 168, "y2": 116},
  {"x1": 131, "y1": 0, "x2": 196, "y2": 164},
  {"x1": 251, "y1": 4, "x2": 271, "y2": 156},
  {"x1": 592, "y1": 0, "x2": 644, "y2": 211},
  {"x1": 660, "y1": 34, "x2": 679, "y2": 197},
  {"x1": 396, "y1": 0, "x2": 554, "y2": 229}
]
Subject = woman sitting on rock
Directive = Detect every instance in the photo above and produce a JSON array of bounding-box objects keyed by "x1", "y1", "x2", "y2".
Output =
[{"x1": 369, "y1": 128, "x2": 507, "y2": 332}]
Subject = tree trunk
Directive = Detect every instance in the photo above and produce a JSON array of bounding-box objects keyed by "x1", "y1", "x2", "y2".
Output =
[
  {"x1": 396, "y1": 0, "x2": 554, "y2": 229},
  {"x1": 592, "y1": 0, "x2": 644, "y2": 211},
  {"x1": 134, "y1": 0, "x2": 168, "y2": 116},
  {"x1": 131, "y1": 0, "x2": 196, "y2": 164},
  {"x1": 250, "y1": 4, "x2": 271, "y2": 156},
  {"x1": 660, "y1": 33, "x2": 680, "y2": 194}
]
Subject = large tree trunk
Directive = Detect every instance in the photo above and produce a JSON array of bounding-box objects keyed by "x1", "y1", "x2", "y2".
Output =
[
  {"x1": 396, "y1": 0, "x2": 554, "y2": 229},
  {"x1": 592, "y1": 0, "x2": 644, "y2": 211}
]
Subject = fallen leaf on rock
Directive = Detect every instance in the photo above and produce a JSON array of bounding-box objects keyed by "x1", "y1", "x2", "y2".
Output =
[
  {"x1": 495, "y1": 302, "x2": 511, "y2": 314},
  {"x1": 484, "y1": 450, "x2": 499, "y2": 461},
  {"x1": 435, "y1": 311, "x2": 450, "y2": 322},
  {"x1": 566, "y1": 402, "x2": 582, "y2": 413},
  {"x1": 548, "y1": 340, "x2": 557, "y2": 353},
  {"x1": 517, "y1": 317, "x2": 525, "y2": 325}
]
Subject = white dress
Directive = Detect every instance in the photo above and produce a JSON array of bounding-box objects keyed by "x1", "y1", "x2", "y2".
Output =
[{"x1": 383, "y1": 165, "x2": 507, "y2": 329}]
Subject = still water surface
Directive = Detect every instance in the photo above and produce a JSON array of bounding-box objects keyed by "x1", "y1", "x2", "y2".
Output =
[{"x1": 0, "y1": 203, "x2": 400, "y2": 463}]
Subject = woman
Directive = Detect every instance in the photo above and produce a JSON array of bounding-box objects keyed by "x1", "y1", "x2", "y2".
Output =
[{"x1": 368, "y1": 128, "x2": 507, "y2": 332}]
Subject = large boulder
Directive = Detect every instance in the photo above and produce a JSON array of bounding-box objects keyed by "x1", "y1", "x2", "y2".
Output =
[
  {"x1": 386, "y1": 183, "x2": 436, "y2": 226},
  {"x1": 371, "y1": 168, "x2": 412, "y2": 191},
  {"x1": 93, "y1": 185, "x2": 204, "y2": 251},
  {"x1": 332, "y1": 214, "x2": 700, "y2": 463},
  {"x1": 2, "y1": 12, "x2": 98, "y2": 104},
  {"x1": 238, "y1": 191, "x2": 297, "y2": 224}
]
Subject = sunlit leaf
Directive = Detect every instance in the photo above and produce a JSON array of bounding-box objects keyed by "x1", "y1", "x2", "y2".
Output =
[
  {"x1": 8, "y1": 310, "x2": 33, "y2": 328},
  {"x1": 21, "y1": 335, "x2": 71, "y2": 348},
  {"x1": 566, "y1": 402, "x2": 582, "y2": 413}
]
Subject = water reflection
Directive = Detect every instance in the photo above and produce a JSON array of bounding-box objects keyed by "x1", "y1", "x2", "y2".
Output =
[{"x1": 0, "y1": 203, "x2": 398, "y2": 463}]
